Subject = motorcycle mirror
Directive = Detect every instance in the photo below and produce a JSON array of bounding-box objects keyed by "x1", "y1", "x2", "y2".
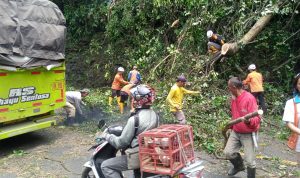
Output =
[{"x1": 97, "y1": 119, "x2": 105, "y2": 129}]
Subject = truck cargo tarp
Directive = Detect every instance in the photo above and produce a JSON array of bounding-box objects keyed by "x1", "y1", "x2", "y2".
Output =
[
  {"x1": 0, "y1": 54, "x2": 63, "y2": 71},
  {"x1": 0, "y1": 0, "x2": 66, "y2": 67}
]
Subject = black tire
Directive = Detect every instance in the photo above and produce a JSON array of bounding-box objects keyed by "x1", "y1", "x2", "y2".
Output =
[{"x1": 81, "y1": 167, "x2": 95, "y2": 178}]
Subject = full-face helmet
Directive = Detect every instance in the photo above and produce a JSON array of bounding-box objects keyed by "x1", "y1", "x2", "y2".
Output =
[{"x1": 130, "y1": 85, "x2": 155, "y2": 108}]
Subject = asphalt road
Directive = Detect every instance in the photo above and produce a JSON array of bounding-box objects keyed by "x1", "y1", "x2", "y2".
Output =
[
  {"x1": 0, "y1": 126, "x2": 229, "y2": 178},
  {"x1": 0, "y1": 126, "x2": 298, "y2": 178}
]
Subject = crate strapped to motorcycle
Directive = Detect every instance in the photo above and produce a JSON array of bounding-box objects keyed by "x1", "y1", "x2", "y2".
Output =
[{"x1": 138, "y1": 124, "x2": 195, "y2": 176}]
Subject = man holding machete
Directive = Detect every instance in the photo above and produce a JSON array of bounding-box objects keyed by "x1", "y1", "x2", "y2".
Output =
[{"x1": 224, "y1": 77, "x2": 261, "y2": 178}]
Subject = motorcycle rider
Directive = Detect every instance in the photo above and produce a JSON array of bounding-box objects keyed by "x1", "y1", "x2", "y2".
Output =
[{"x1": 100, "y1": 85, "x2": 160, "y2": 178}]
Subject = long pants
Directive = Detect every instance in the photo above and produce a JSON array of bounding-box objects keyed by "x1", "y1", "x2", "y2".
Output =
[
  {"x1": 251, "y1": 92, "x2": 266, "y2": 113},
  {"x1": 64, "y1": 102, "x2": 76, "y2": 118},
  {"x1": 101, "y1": 155, "x2": 128, "y2": 178},
  {"x1": 224, "y1": 130, "x2": 256, "y2": 168},
  {"x1": 172, "y1": 110, "x2": 186, "y2": 124}
]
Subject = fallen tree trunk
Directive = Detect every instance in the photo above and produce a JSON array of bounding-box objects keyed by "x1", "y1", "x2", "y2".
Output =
[{"x1": 221, "y1": 14, "x2": 273, "y2": 56}]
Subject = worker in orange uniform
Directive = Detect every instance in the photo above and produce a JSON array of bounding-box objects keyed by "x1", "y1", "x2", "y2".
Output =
[
  {"x1": 243, "y1": 64, "x2": 267, "y2": 113},
  {"x1": 166, "y1": 75, "x2": 200, "y2": 124},
  {"x1": 109, "y1": 67, "x2": 129, "y2": 112},
  {"x1": 119, "y1": 83, "x2": 136, "y2": 114},
  {"x1": 128, "y1": 66, "x2": 142, "y2": 83}
]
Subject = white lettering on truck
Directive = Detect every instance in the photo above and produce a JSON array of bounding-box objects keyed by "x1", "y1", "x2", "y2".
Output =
[
  {"x1": 0, "y1": 87, "x2": 50, "y2": 106},
  {"x1": 21, "y1": 94, "x2": 50, "y2": 102},
  {"x1": 0, "y1": 97, "x2": 19, "y2": 106},
  {"x1": 9, "y1": 87, "x2": 35, "y2": 97}
]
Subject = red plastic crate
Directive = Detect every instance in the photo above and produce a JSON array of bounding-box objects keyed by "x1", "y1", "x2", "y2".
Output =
[{"x1": 138, "y1": 124, "x2": 195, "y2": 176}]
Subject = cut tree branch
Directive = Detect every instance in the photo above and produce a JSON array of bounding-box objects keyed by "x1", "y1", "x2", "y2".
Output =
[{"x1": 221, "y1": 14, "x2": 273, "y2": 56}]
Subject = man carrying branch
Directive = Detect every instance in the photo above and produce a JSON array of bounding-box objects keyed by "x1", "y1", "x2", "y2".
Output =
[{"x1": 224, "y1": 77, "x2": 261, "y2": 178}]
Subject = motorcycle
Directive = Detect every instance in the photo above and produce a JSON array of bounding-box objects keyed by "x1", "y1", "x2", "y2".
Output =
[{"x1": 81, "y1": 120, "x2": 205, "y2": 178}]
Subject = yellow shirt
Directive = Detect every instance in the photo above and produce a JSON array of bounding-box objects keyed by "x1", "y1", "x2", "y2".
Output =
[
  {"x1": 166, "y1": 84, "x2": 199, "y2": 112},
  {"x1": 243, "y1": 71, "x2": 264, "y2": 92}
]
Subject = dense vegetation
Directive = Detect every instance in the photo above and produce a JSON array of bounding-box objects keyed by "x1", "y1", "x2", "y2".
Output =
[{"x1": 52, "y1": 0, "x2": 299, "y2": 153}]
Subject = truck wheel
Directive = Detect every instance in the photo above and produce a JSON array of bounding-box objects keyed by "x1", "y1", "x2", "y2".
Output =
[{"x1": 81, "y1": 167, "x2": 95, "y2": 178}]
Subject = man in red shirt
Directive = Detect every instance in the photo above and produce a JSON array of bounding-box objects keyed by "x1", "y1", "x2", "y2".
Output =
[{"x1": 224, "y1": 77, "x2": 260, "y2": 178}]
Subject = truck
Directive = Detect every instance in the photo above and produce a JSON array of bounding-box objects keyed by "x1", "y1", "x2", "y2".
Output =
[{"x1": 0, "y1": 0, "x2": 67, "y2": 140}]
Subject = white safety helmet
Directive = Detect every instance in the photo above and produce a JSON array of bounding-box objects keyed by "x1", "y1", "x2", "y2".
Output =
[
  {"x1": 207, "y1": 30, "x2": 213, "y2": 38},
  {"x1": 117, "y1": 67, "x2": 125, "y2": 72},
  {"x1": 248, "y1": 64, "x2": 256, "y2": 70}
]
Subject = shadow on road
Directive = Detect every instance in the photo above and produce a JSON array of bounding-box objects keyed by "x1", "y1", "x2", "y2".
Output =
[{"x1": 0, "y1": 130, "x2": 61, "y2": 158}]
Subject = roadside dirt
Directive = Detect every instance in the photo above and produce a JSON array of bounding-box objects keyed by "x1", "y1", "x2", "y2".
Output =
[
  {"x1": 0, "y1": 122, "x2": 299, "y2": 178},
  {"x1": 0, "y1": 126, "x2": 93, "y2": 178}
]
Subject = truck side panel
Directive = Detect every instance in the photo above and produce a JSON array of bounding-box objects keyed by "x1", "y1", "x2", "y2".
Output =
[{"x1": 0, "y1": 66, "x2": 66, "y2": 124}]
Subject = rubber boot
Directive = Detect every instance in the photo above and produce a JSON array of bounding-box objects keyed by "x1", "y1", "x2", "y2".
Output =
[
  {"x1": 117, "y1": 96, "x2": 121, "y2": 105},
  {"x1": 119, "y1": 102, "x2": 124, "y2": 114},
  {"x1": 72, "y1": 116, "x2": 80, "y2": 127},
  {"x1": 247, "y1": 167, "x2": 256, "y2": 178},
  {"x1": 108, "y1": 96, "x2": 113, "y2": 106},
  {"x1": 67, "y1": 117, "x2": 75, "y2": 126},
  {"x1": 116, "y1": 96, "x2": 121, "y2": 111},
  {"x1": 116, "y1": 96, "x2": 123, "y2": 113},
  {"x1": 228, "y1": 153, "x2": 245, "y2": 176}
]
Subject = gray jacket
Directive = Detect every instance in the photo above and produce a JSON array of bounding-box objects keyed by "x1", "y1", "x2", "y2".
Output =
[
  {"x1": 66, "y1": 91, "x2": 84, "y2": 115},
  {"x1": 106, "y1": 109, "x2": 159, "y2": 149}
]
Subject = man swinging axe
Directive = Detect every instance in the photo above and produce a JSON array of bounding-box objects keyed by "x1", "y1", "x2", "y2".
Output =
[{"x1": 224, "y1": 77, "x2": 262, "y2": 178}]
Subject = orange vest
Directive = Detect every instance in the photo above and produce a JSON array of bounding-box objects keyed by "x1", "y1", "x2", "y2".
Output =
[
  {"x1": 111, "y1": 73, "x2": 128, "y2": 90},
  {"x1": 287, "y1": 101, "x2": 299, "y2": 150},
  {"x1": 129, "y1": 70, "x2": 138, "y2": 83}
]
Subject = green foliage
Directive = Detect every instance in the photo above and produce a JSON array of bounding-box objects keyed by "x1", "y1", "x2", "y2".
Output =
[
  {"x1": 83, "y1": 88, "x2": 128, "y2": 121},
  {"x1": 13, "y1": 150, "x2": 27, "y2": 156},
  {"x1": 264, "y1": 83, "x2": 289, "y2": 115},
  {"x1": 295, "y1": 170, "x2": 300, "y2": 177},
  {"x1": 58, "y1": 0, "x2": 299, "y2": 153},
  {"x1": 84, "y1": 88, "x2": 110, "y2": 109}
]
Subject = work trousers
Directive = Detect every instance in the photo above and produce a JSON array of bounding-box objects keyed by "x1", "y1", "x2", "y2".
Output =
[
  {"x1": 224, "y1": 130, "x2": 256, "y2": 168},
  {"x1": 251, "y1": 92, "x2": 266, "y2": 113},
  {"x1": 172, "y1": 110, "x2": 186, "y2": 124},
  {"x1": 101, "y1": 155, "x2": 128, "y2": 178},
  {"x1": 64, "y1": 102, "x2": 76, "y2": 118}
]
